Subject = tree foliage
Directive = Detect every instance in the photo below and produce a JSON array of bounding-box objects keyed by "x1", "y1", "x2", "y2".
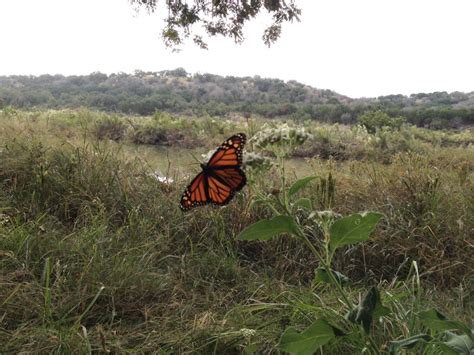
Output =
[
  {"x1": 357, "y1": 110, "x2": 406, "y2": 133},
  {"x1": 129, "y1": 0, "x2": 301, "y2": 49},
  {"x1": 1, "y1": 71, "x2": 473, "y2": 129}
]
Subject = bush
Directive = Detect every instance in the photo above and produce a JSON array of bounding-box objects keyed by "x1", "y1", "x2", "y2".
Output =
[
  {"x1": 357, "y1": 110, "x2": 406, "y2": 133},
  {"x1": 94, "y1": 116, "x2": 126, "y2": 141},
  {"x1": 130, "y1": 124, "x2": 168, "y2": 145}
]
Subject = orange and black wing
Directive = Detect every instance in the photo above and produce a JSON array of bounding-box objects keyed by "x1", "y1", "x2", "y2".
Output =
[
  {"x1": 206, "y1": 133, "x2": 246, "y2": 168},
  {"x1": 180, "y1": 170, "x2": 240, "y2": 211},
  {"x1": 205, "y1": 133, "x2": 247, "y2": 205},
  {"x1": 179, "y1": 172, "x2": 211, "y2": 211},
  {"x1": 180, "y1": 133, "x2": 247, "y2": 211},
  {"x1": 210, "y1": 168, "x2": 246, "y2": 193},
  {"x1": 206, "y1": 168, "x2": 246, "y2": 206}
]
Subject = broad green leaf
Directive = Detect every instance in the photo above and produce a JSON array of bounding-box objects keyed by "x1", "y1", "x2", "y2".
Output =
[
  {"x1": 440, "y1": 332, "x2": 473, "y2": 354},
  {"x1": 373, "y1": 297, "x2": 391, "y2": 319},
  {"x1": 419, "y1": 309, "x2": 472, "y2": 336},
  {"x1": 289, "y1": 176, "x2": 319, "y2": 196},
  {"x1": 244, "y1": 343, "x2": 258, "y2": 355},
  {"x1": 346, "y1": 286, "x2": 390, "y2": 333},
  {"x1": 329, "y1": 212, "x2": 383, "y2": 251},
  {"x1": 388, "y1": 334, "x2": 432, "y2": 355},
  {"x1": 293, "y1": 197, "x2": 312, "y2": 211},
  {"x1": 314, "y1": 267, "x2": 350, "y2": 286},
  {"x1": 237, "y1": 215, "x2": 299, "y2": 241},
  {"x1": 279, "y1": 319, "x2": 339, "y2": 355},
  {"x1": 435, "y1": 343, "x2": 461, "y2": 355}
]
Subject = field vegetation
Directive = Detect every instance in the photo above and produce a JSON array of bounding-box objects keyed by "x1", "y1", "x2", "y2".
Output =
[
  {"x1": 1, "y1": 70, "x2": 474, "y2": 130},
  {"x1": 0, "y1": 108, "x2": 473, "y2": 353}
]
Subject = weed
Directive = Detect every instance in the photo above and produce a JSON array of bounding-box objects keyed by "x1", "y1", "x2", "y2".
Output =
[{"x1": 0, "y1": 110, "x2": 472, "y2": 353}]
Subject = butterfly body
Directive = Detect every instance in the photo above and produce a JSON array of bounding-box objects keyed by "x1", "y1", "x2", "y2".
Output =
[{"x1": 180, "y1": 133, "x2": 247, "y2": 211}]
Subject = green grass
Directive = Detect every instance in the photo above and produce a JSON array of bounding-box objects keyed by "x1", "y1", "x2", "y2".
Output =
[{"x1": 0, "y1": 109, "x2": 473, "y2": 353}]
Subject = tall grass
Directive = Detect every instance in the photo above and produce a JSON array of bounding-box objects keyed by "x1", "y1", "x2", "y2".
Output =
[{"x1": 0, "y1": 109, "x2": 472, "y2": 353}]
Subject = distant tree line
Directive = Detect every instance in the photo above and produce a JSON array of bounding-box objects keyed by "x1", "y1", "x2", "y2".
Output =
[{"x1": 1, "y1": 69, "x2": 473, "y2": 129}]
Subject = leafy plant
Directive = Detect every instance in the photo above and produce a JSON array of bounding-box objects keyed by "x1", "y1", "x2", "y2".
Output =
[
  {"x1": 389, "y1": 309, "x2": 473, "y2": 354},
  {"x1": 238, "y1": 126, "x2": 387, "y2": 353},
  {"x1": 357, "y1": 110, "x2": 406, "y2": 134},
  {"x1": 1, "y1": 112, "x2": 472, "y2": 353},
  {"x1": 279, "y1": 319, "x2": 344, "y2": 355},
  {"x1": 237, "y1": 125, "x2": 471, "y2": 353}
]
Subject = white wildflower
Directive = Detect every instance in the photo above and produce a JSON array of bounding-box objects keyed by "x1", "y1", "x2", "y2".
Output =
[
  {"x1": 250, "y1": 123, "x2": 313, "y2": 149},
  {"x1": 148, "y1": 170, "x2": 174, "y2": 184},
  {"x1": 240, "y1": 328, "x2": 256, "y2": 338}
]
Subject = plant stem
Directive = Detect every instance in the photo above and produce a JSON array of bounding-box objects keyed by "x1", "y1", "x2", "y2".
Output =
[
  {"x1": 367, "y1": 333, "x2": 382, "y2": 355},
  {"x1": 295, "y1": 225, "x2": 354, "y2": 310},
  {"x1": 279, "y1": 153, "x2": 289, "y2": 213}
]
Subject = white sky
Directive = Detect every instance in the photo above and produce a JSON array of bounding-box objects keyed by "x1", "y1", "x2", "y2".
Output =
[{"x1": 0, "y1": 0, "x2": 473, "y2": 98}]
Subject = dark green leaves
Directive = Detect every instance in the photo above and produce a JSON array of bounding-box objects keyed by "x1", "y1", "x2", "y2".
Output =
[
  {"x1": 130, "y1": 0, "x2": 301, "y2": 49},
  {"x1": 314, "y1": 267, "x2": 350, "y2": 286},
  {"x1": 237, "y1": 215, "x2": 299, "y2": 241},
  {"x1": 419, "y1": 309, "x2": 472, "y2": 336},
  {"x1": 389, "y1": 310, "x2": 474, "y2": 354},
  {"x1": 293, "y1": 197, "x2": 312, "y2": 211},
  {"x1": 279, "y1": 319, "x2": 343, "y2": 355},
  {"x1": 346, "y1": 286, "x2": 390, "y2": 332},
  {"x1": 329, "y1": 212, "x2": 383, "y2": 251},
  {"x1": 388, "y1": 334, "x2": 432, "y2": 354},
  {"x1": 289, "y1": 176, "x2": 318, "y2": 211},
  {"x1": 440, "y1": 332, "x2": 474, "y2": 354},
  {"x1": 289, "y1": 176, "x2": 318, "y2": 196}
]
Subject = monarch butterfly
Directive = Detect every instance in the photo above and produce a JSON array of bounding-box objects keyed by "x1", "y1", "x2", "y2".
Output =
[{"x1": 179, "y1": 133, "x2": 247, "y2": 211}]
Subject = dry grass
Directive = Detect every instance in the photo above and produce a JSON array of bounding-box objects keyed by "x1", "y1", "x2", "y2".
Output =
[{"x1": 0, "y1": 109, "x2": 473, "y2": 353}]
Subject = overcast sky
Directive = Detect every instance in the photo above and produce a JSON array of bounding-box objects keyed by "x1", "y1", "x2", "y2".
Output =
[{"x1": 0, "y1": 0, "x2": 473, "y2": 98}]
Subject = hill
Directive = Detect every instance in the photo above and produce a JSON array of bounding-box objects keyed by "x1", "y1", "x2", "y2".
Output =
[{"x1": 1, "y1": 68, "x2": 473, "y2": 129}]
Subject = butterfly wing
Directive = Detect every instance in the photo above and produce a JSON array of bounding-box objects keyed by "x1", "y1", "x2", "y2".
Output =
[
  {"x1": 210, "y1": 168, "x2": 246, "y2": 192},
  {"x1": 179, "y1": 133, "x2": 247, "y2": 211},
  {"x1": 207, "y1": 133, "x2": 246, "y2": 167},
  {"x1": 205, "y1": 167, "x2": 247, "y2": 206},
  {"x1": 206, "y1": 133, "x2": 246, "y2": 205},
  {"x1": 179, "y1": 171, "x2": 211, "y2": 211}
]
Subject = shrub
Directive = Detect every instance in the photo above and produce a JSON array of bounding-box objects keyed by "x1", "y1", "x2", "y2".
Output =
[
  {"x1": 357, "y1": 110, "x2": 406, "y2": 133},
  {"x1": 94, "y1": 116, "x2": 126, "y2": 141},
  {"x1": 130, "y1": 124, "x2": 168, "y2": 145}
]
